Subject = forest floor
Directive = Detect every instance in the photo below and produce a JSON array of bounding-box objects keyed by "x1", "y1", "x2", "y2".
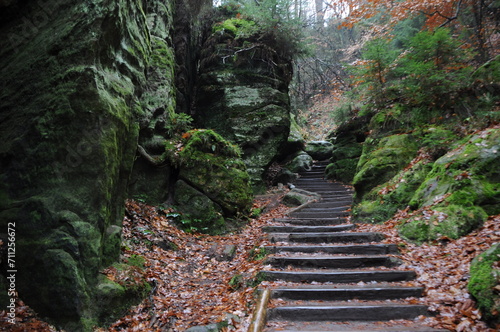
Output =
[{"x1": 2, "y1": 192, "x2": 500, "y2": 332}]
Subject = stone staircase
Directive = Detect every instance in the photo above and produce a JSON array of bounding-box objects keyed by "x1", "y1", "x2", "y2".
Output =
[{"x1": 258, "y1": 161, "x2": 447, "y2": 331}]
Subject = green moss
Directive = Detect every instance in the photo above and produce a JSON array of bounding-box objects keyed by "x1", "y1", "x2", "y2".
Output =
[
  {"x1": 468, "y1": 243, "x2": 500, "y2": 324},
  {"x1": 415, "y1": 126, "x2": 460, "y2": 159},
  {"x1": 95, "y1": 270, "x2": 151, "y2": 326},
  {"x1": 168, "y1": 130, "x2": 253, "y2": 233},
  {"x1": 213, "y1": 18, "x2": 258, "y2": 39},
  {"x1": 399, "y1": 205, "x2": 487, "y2": 242},
  {"x1": 353, "y1": 134, "x2": 419, "y2": 200},
  {"x1": 352, "y1": 200, "x2": 390, "y2": 223},
  {"x1": 326, "y1": 159, "x2": 358, "y2": 183},
  {"x1": 410, "y1": 128, "x2": 500, "y2": 214}
]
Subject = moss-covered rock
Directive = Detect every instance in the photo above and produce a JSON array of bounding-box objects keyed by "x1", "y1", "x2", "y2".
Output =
[
  {"x1": 169, "y1": 130, "x2": 253, "y2": 232},
  {"x1": 285, "y1": 151, "x2": 313, "y2": 173},
  {"x1": 305, "y1": 141, "x2": 334, "y2": 160},
  {"x1": 396, "y1": 128, "x2": 500, "y2": 241},
  {"x1": 195, "y1": 24, "x2": 294, "y2": 193},
  {"x1": 174, "y1": 180, "x2": 225, "y2": 233},
  {"x1": 469, "y1": 243, "x2": 500, "y2": 325},
  {"x1": 399, "y1": 205, "x2": 487, "y2": 242},
  {"x1": 353, "y1": 158, "x2": 434, "y2": 223},
  {"x1": 284, "y1": 113, "x2": 306, "y2": 155},
  {"x1": 96, "y1": 262, "x2": 151, "y2": 326},
  {"x1": 282, "y1": 188, "x2": 321, "y2": 207},
  {"x1": 0, "y1": 0, "x2": 176, "y2": 329},
  {"x1": 326, "y1": 116, "x2": 368, "y2": 183},
  {"x1": 353, "y1": 134, "x2": 419, "y2": 201},
  {"x1": 410, "y1": 128, "x2": 500, "y2": 213}
]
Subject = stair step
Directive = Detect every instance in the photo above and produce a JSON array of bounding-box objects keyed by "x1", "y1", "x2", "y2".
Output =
[
  {"x1": 307, "y1": 202, "x2": 353, "y2": 208},
  {"x1": 264, "y1": 244, "x2": 400, "y2": 255},
  {"x1": 299, "y1": 206, "x2": 350, "y2": 212},
  {"x1": 271, "y1": 285, "x2": 424, "y2": 301},
  {"x1": 274, "y1": 218, "x2": 348, "y2": 225},
  {"x1": 288, "y1": 232, "x2": 385, "y2": 243},
  {"x1": 268, "y1": 303, "x2": 428, "y2": 321},
  {"x1": 266, "y1": 255, "x2": 401, "y2": 268},
  {"x1": 294, "y1": 183, "x2": 346, "y2": 188},
  {"x1": 265, "y1": 323, "x2": 447, "y2": 332},
  {"x1": 290, "y1": 211, "x2": 350, "y2": 218},
  {"x1": 263, "y1": 225, "x2": 355, "y2": 233},
  {"x1": 317, "y1": 195, "x2": 354, "y2": 200},
  {"x1": 263, "y1": 270, "x2": 417, "y2": 283},
  {"x1": 296, "y1": 187, "x2": 349, "y2": 192},
  {"x1": 299, "y1": 172, "x2": 325, "y2": 176}
]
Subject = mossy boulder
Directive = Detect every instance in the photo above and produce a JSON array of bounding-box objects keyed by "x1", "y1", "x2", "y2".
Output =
[
  {"x1": 174, "y1": 180, "x2": 225, "y2": 233},
  {"x1": 305, "y1": 141, "x2": 334, "y2": 160},
  {"x1": 469, "y1": 243, "x2": 500, "y2": 325},
  {"x1": 285, "y1": 151, "x2": 313, "y2": 173},
  {"x1": 353, "y1": 159, "x2": 434, "y2": 223},
  {"x1": 282, "y1": 188, "x2": 321, "y2": 207},
  {"x1": 195, "y1": 26, "x2": 294, "y2": 193},
  {"x1": 95, "y1": 267, "x2": 150, "y2": 326},
  {"x1": 410, "y1": 128, "x2": 500, "y2": 214},
  {"x1": 398, "y1": 128, "x2": 500, "y2": 241},
  {"x1": 353, "y1": 134, "x2": 419, "y2": 201},
  {"x1": 169, "y1": 130, "x2": 253, "y2": 232},
  {"x1": 399, "y1": 205, "x2": 487, "y2": 242}
]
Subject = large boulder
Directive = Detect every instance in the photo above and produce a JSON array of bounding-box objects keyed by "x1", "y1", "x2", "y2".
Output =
[
  {"x1": 354, "y1": 158, "x2": 434, "y2": 223},
  {"x1": 399, "y1": 128, "x2": 500, "y2": 241},
  {"x1": 304, "y1": 141, "x2": 334, "y2": 160},
  {"x1": 195, "y1": 21, "x2": 294, "y2": 193},
  {"x1": 0, "y1": 0, "x2": 175, "y2": 329},
  {"x1": 285, "y1": 151, "x2": 313, "y2": 173},
  {"x1": 353, "y1": 134, "x2": 419, "y2": 201},
  {"x1": 168, "y1": 130, "x2": 253, "y2": 233}
]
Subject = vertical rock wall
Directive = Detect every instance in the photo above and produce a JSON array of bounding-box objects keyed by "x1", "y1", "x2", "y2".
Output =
[
  {"x1": 195, "y1": 28, "x2": 294, "y2": 192},
  {"x1": 0, "y1": 0, "x2": 175, "y2": 329}
]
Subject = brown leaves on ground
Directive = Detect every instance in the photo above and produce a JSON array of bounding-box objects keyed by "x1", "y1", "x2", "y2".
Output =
[
  {"x1": 356, "y1": 213, "x2": 500, "y2": 332},
  {"x1": 105, "y1": 199, "x2": 288, "y2": 331}
]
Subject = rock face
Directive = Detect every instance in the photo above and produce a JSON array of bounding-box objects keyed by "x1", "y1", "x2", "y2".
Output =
[
  {"x1": 168, "y1": 130, "x2": 253, "y2": 234},
  {"x1": 353, "y1": 134, "x2": 419, "y2": 201},
  {"x1": 399, "y1": 128, "x2": 500, "y2": 241},
  {"x1": 195, "y1": 22, "x2": 294, "y2": 193},
  {"x1": 469, "y1": 243, "x2": 500, "y2": 325},
  {"x1": 0, "y1": 0, "x2": 173, "y2": 329},
  {"x1": 325, "y1": 117, "x2": 367, "y2": 183},
  {"x1": 304, "y1": 141, "x2": 334, "y2": 160}
]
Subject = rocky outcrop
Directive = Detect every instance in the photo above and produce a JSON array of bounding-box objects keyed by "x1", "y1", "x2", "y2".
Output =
[
  {"x1": 0, "y1": 1, "x2": 295, "y2": 329},
  {"x1": 353, "y1": 133, "x2": 419, "y2": 201},
  {"x1": 399, "y1": 127, "x2": 500, "y2": 241},
  {"x1": 167, "y1": 130, "x2": 253, "y2": 234},
  {"x1": 0, "y1": 0, "x2": 172, "y2": 330},
  {"x1": 304, "y1": 141, "x2": 334, "y2": 160},
  {"x1": 325, "y1": 116, "x2": 367, "y2": 183},
  {"x1": 195, "y1": 18, "x2": 294, "y2": 193}
]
